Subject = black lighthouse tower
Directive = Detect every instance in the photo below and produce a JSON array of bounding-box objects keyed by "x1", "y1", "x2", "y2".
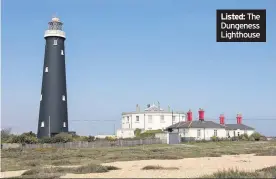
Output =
[{"x1": 37, "y1": 17, "x2": 69, "y2": 138}]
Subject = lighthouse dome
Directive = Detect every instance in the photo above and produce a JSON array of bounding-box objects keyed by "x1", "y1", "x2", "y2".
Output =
[{"x1": 52, "y1": 17, "x2": 60, "y2": 22}]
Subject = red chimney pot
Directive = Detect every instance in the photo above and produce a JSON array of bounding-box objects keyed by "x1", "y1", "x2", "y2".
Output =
[
  {"x1": 236, "y1": 113, "x2": 242, "y2": 124},
  {"x1": 219, "y1": 114, "x2": 225, "y2": 125},
  {"x1": 198, "y1": 108, "x2": 205, "y2": 121},
  {"x1": 187, "y1": 110, "x2": 193, "y2": 121}
]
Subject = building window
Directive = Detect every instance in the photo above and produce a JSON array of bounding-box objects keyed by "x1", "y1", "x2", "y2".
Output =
[
  {"x1": 127, "y1": 116, "x2": 129, "y2": 123},
  {"x1": 148, "y1": 115, "x2": 152, "y2": 123},
  {"x1": 40, "y1": 95, "x2": 42, "y2": 101},
  {"x1": 197, "y1": 130, "x2": 201, "y2": 138},
  {"x1": 160, "y1": 115, "x2": 165, "y2": 123},
  {"x1": 214, "y1": 130, "x2": 217, "y2": 137},
  {"x1": 45, "y1": 67, "x2": 48, "y2": 72},
  {"x1": 136, "y1": 116, "x2": 139, "y2": 122},
  {"x1": 53, "y1": 40, "x2": 58, "y2": 45},
  {"x1": 61, "y1": 50, "x2": 64, "y2": 55},
  {"x1": 227, "y1": 130, "x2": 230, "y2": 137},
  {"x1": 41, "y1": 121, "x2": 44, "y2": 127},
  {"x1": 237, "y1": 132, "x2": 240, "y2": 136},
  {"x1": 63, "y1": 122, "x2": 66, "y2": 127}
]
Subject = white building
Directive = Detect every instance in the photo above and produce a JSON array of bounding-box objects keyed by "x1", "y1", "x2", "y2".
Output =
[
  {"x1": 118, "y1": 103, "x2": 186, "y2": 138},
  {"x1": 167, "y1": 119, "x2": 255, "y2": 141}
]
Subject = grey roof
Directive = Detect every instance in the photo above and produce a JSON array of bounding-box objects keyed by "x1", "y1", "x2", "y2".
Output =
[
  {"x1": 225, "y1": 124, "x2": 254, "y2": 130},
  {"x1": 167, "y1": 120, "x2": 255, "y2": 130},
  {"x1": 167, "y1": 120, "x2": 225, "y2": 129}
]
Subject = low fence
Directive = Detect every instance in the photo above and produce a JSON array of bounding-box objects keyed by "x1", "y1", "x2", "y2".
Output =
[
  {"x1": 155, "y1": 133, "x2": 168, "y2": 144},
  {"x1": 2, "y1": 138, "x2": 165, "y2": 149}
]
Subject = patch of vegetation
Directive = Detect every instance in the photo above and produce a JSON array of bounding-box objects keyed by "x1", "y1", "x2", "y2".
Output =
[
  {"x1": 2, "y1": 141, "x2": 276, "y2": 172},
  {"x1": 142, "y1": 165, "x2": 179, "y2": 170},
  {"x1": 105, "y1": 136, "x2": 117, "y2": 141},
  {"x1": 134, "y1": 129, "x2": 164, "y2": 139},
  {"x1": 73, "y1": 164, "x2": 109, "y2": 173},
  {"x1": 204, "y1": 168, "x2": 260, "y2": 178},
  {"x1": 105, "y1": 165, "x2": 121, "y2": 170},
  {"x1": 134, "y1": 128, "x2": 142, "y2": 137},
  {"x1": 203, "y1": 166, "x2": 276, "y2": 178},
  {"x1": 50, "y1": 159, "x2": 74, "y2": 166},
  {"x1": 21, "y1": 164, "x2": 120, "y2": 178},
  {"x1": 250, "y1": 132, "x2": 261, "y2": 141},
  {"x1": 255, "y1": 149, "x2": 276, "y2": 156},
  {"x1": 4, "y1": 131, "x2": 38, "y2": 144}
]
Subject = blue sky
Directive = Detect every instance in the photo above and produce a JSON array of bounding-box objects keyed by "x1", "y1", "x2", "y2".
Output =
[{"x1": 2, "y1": 0, "x2": 276, "y2": 136}]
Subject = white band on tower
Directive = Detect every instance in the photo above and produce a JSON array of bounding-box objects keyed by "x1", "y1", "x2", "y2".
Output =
[{"x1": 44, "y1": 30, "x2": 66, "y2": 38}]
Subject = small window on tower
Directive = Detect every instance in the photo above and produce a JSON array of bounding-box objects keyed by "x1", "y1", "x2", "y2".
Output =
[
  {"x1": 61, "y1": 50, "x2": 64, "y2": 55},
  {"x1": 53, "y1": 40, "x2": 58, "y2": 45},
  {"x1": 40, "y1": 94, "x2": 42, "y2": 101},
  {"x1": 41, "y1": 121, "x2": 44, "y2": 127},
  {"x1": 45, "y1": 67, "x2": 48, "y2": 72},
  {"x1": 63, "y1": 122, "x2": 66, "y2": 127},
  {"x1": 62, "y1": 95, "x2": 66, "y2": 101}
]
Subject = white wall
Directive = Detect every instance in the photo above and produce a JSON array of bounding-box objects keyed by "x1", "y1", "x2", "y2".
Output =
[
  {"x1": 122, "y1": 112, "x2": 186, "y2": 130},
  {"x1": 177, "y1": 128, "x2": 227, "y2": 140},
  {"x1": 227, "y1": 129, "x2": 255, "y2": 138},
  {"x1": 116, "y1": 129, "x2": 135, "y2": 139}
]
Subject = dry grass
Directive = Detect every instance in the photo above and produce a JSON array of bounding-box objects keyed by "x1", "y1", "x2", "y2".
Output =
[
  {"x1": 142, "y1": 165, "x2": 179, "y2": 170},
  {"x1": 2, "y1": 141, "x2": 276, "y2": 172},
  {"x1": 204, "y1": 165, "x2": 276, "y2": 178}
]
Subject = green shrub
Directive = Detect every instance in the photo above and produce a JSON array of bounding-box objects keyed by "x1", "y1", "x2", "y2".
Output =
[
  {"x1": 11, "y1": 133, "x2": 38, "y2": 144},
  {"x1": 38, "y1": 137, "x2": 53, "y2": 143},
  {"x1": 52, "y1": 133, "x2": 73, "y2": 143},
  {"x1": 105, "y1": 136, "x2": 117, "y2": 141},
  {"x1": 251, "y1": 132, "x2": 261, "y2": 141},
  {"x1": 239, "y1": 134, "x2": 249, "y2": 141},
  {"x1": 87, "y1": 136, "x2": 95, "y2": 142},
  {"x1": 73, "y1": 136, "x2": 87, "y2": 141},
  {"x1": 249, "y1": 136, "x2": 255, "y2": 141},
  {"x1": 211, "y1": 136, "x2": 219, "y2": 142},
  {"x1": 138, "y1": 129, "x2": 163, "y2": 138},
  {"x1": 134, "y1": 128, "x2": 142, "y2": 137}
]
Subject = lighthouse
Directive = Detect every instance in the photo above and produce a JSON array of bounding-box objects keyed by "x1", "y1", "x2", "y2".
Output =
[{"x1": 37, "y1": 17, "x2": 69, "y2": 138}]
